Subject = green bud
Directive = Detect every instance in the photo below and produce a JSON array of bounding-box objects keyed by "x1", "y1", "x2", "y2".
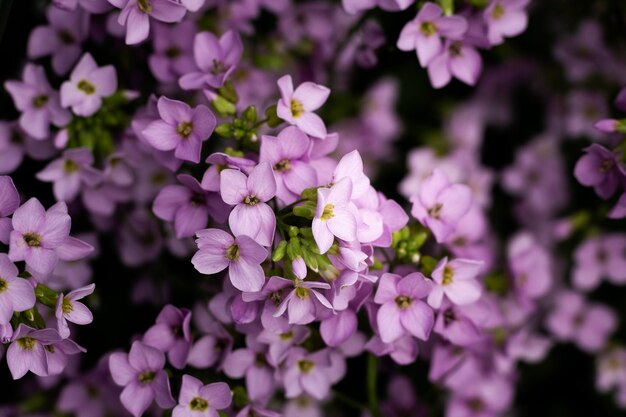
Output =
[
  {"x1": 288, "y1": 226, "x2": 299, "y2": 238},
  {"x1": 272, "y1": 240, "x2": 288, "y2": 262},
  {"x1": 290, "y1": 237, "x2": 302, "y2": 256},
  {"x1": 370, "y1": 258, "x2": 383, "y2": 270},
  {"x1": 437, "y1": 0, "x2": 454, "y2": 15},
  {"x1": 35, "y1": 283, "x2": 59, "y2": 308},
  {"x1": 215, "y1": 123, "x2": 232, "y2": 137},
  {"x1": 293, "y1": 202, "x2": 317, "y2": 219},
  {"x1": 242, "y1": 106, "x2": 257, "y2": 125},
  {"x1": 265, "y1": 105, "x2": 282, "y2": 128},
  {"x1": 212, "y1": 95, "x2": 236, "y2": 117},
  {"x1": 217, "y1": 80, "x2": 238, "y2": 104},
  {"x1": 301, "y1": 248, "x2": 319, "y2": 272},
  {"x1": 420, "y1": 255, "x2": 439, "y2": 277},
  {"x1": 300, "y1": 186, "x2": 320, "y2": 201}
]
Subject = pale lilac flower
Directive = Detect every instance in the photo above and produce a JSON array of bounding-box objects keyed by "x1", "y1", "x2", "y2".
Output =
[
  {"x1": 0, "y1": 175, "x2": 20, "y2": 244},
  {"x1": 4, "y1": 64, "x2": 71, "y2": 139},
  {"x1": 27, "y1": 6, "x2": 90, "y2": 75},
  {"x1": 574, "y1": 144, "x2": 626, "y2": 199},
  {"x1": 397, "y1": 3, "x2": 468, "y2": 67},
  {"x1": 220, "y1": 163, "x2": 277, "y2": 247},
  {"x1": 374, "y1": 272, "x2": 434, "y2": 343},
  {"x1": 427, "y1": 40, "x2": 483, "y2": 88},
  {"x1": 484, "y1": 0, "x2": 530, "y2": 46},
  {"x1": 223, "y1": 344, "x2": 275, "y2": 402},
  {"x1": 433, "y1": 302, "x2": 482, "y2": 347},
  {"x1": 273, "y1": 278, "x2": 333, "y2": 325},
  {"x1": 60, "y1": 53, "x2": 117, "y2": 117},
  {"x1": 276, "y1": 75, "x2": 331, "y2": 139},
  {"x1": 143, "y1": 305, "x2": 192, "y2": 369},
  {"x1": 108, "y1": 0, "x2": 187, "y2": 45},
  {"x1": 609, "y1": 192, "x2": 626, "y2": 219},
  {"x1": 172, "y1": 375, "x2": 232, "y2": 417},
  {"x1": 149, "y1": 21, "x2": 196, "y2": 84},
  {"x1": 109, "y1": 341, "x2": 176, "y2": 417},
  {"x1": 9, "y1": 198, "x2": 93, "y2": 276},
  {"x1": 192, "y1": 228, "x2": 268, "y2": 292},
  {"x1": 260, "y1": 126, "x2": 317, "y2": 204},
  {"x1": 572, "y1": 234, "x2": 626, "y2": 291},
  {"x1": 201, "y1": 152, "x2": 256, "y2": 192},
  {"x1": 410, "y1": 169, "x2": 472, "y2": 243},
  {"x1": 596, "y1": 348, "x2": 626, "y2": 393},
  {"x1": 36, "y1": 148, "x2": 104, "y2": 202},
  {"x1": 142, "y1": 96, "x2": 216, "y2": 164},
  {"x1": 312, "y1": 178, "x2": 357, "y2": 254},
  {"x1": 283, "y1": 348, "x2": 334, "y2": 400},
  {"x1": 6, "y1": 325, "x2": 64, "y2": 379},
  {"x1": 427, "y1": 257, "x2": 483, "y2": 309},
  {"x1": 55, "y1": 283, "x2": 95, "y2": 338},
  {"x1": 179, "y1": 31, "x2": 244, "y2": 89},
  {"x1": 0, "y1": 254, "x2": 36, "y2": 325},
  {"x1": 507, "y1": 233, "x2": 552, "y2": 300}
]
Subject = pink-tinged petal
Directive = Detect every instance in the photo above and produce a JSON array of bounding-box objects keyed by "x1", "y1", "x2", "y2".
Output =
[
  {"x1": 219, "y1": 30, "x2": 243, "y2": 67},
  {"x1": 7, "y1": 341, "x2": 45, "y2": 379},
  {"x1": 493, "y1": 11, "x2": 527, "y2": 37},
  {"x1": 397, "y1": 273, "x2": 432, "y2": 299},
  {"x1": 427, "y1": 53, "x2": 451, "y2": 89},
  {"x1": 374, "y1": 273, "x2": 401, "y2": 304},
  {"x1": 129, "y1": 341, "x2": 165, "y2": 370},
  {"x1": 12, "y1": 198, "x2": 46, "y2": 233},
  {"x1": 41, "y1": 209, "x2": 71, "y2": 247},
  {"x1": 4, "y1": 81, "x2": 36, "y2": 112},
  {"x1": 327, "y1": 208, "x2": 357, "y2": 242},
  {"x1": 220, "y1": 169, "x2": 248, "y2": 205},
  {"x1": 143, "y1": 323, "x2": 176, "y2": 352},
  {"x1": 64, "y1": 300, "x2": 93, "y2": 324},
  {"x1": 193, "y1": 32, "x2": 221, "y2": 72},
  {"x1": 109, "y1": 352, "x2": 135, "y2": 385},
  {"x1": 174, "y1": 203, "x2": 209, "y2": 238},
  {"x1": 191, "y1": 105, "x2": 216, "y2": 139},
  {"x1": 143, "y1": 119, "x2": 180, "y2": 151},
  {"x1": 56, "y1": 236, "x2": 93, "y2": 261},
  {"x1": 20, "y1": 109, "x2": 50, "y2": 140},
  {"x1": 0, "y1": 218, "x2": 12, "y2": 245},
  {"x1": 158, "y1": 96, "x2": 192, "y2": 124},
  {"x1": 149, "y1": 0, "x2": 186, "y2": 23},
  {"x1": 0, "y1": 176, "x2": 19, "y2": 216},
  {"x1": 70, "y1": 53, "x2": 98, "y2": 80},
  {"x1": 296, "y1": 112, "x2": 327, "y2": 139},
  {"x1": 124, "y1": 7, "x2": 150, "y2": 45},
  {"x1": 229, "y1": 259, "x2": 265, "y2": 292},
  {"x1": 179, "y1": 374, "x2": 203, "y2": 403},
  {"x1": 276, "y1": 100, "x2": 295, "y2": 124},
  {"x1": 7, "y1": 278, "x2": 35, "y2": 312},
  {"x1": 223, "y1": 348, "x2": 255, "y2": 378},
  {"x1": 608, "y1": 193, "x2": 626, "y2": 219},
  {"x1": 247, "y1": 162, "x2": 277, "y2": 202},
  {"x1": 396, "y1": 20, "x2": 419, "y2": 51},
  {"x1": 427, "y1": 286, "x2": 445, "y2": 308},
  {"x1": 438, "y1": 183, "x2": 472, "y2": 223},
  {"x1": 200, "y1": 382, "x2": 232, "y2": 409},
  {"x1": 450, "y1": 46, "x2": 482, "y2": 86},
  {"x1": 26, "y1": 248, "x2": 58, "y2": 275},
  {"x1": 283, "y1": 161, "x2": 317, "y2": 195},
  {"x1": 400, "y1": 301, "x2": 434, "y2": 341},
  {"x1": 278, "y1": 126, "x2": 311, "y2": 159},
  {"x1": 90, "y1": 65, "x2": 118, "y2": 96},
  {"x1": 179, "y1": 72, "x2": 208, "y2": 90},
  {"x1": 320, "y1": 309, "x2": 357, "y2": 347},
  {"x1": 287, "y1": 295, "x2": 315, "y2": 324},
  {"x1": 377, "y1": 302, "x2": 403, "y2": 343},
  {"x1": 312, "y1": 218, "x2": 334, "y2": 254},
  {"x1": 277, "y1": 75, "x2": 294, "y2": 103},
  {"x1": 436, "y1": 16, "x2": 468, "y2": 39},
  {"x1": 192, "y1": 248, "x2": 229, "y2": 274},
  {"x1": 181, "y1": 0, "x2": 204, "y2": 11},
  {"x1": 244, "y1": 203, "x2": 275, "y2": 247},
  {"x1": 196, "y1": 228, "x2": 233, "y2": 248},
  {"x1": 0, "y1": 254, "x2": 18, "y2": 279},
  {"x1": 120, "y1": 382, "x2": 154, "y2": 417},
  {"x1": 574, "y1": 152, "x2": 605, "y2": 186},
  {"x1": 153, "y1": 185, "x2": 190, "y2": 221},
  {"x1": 416, "y1": 34, "x2": 442, "y2": 67},
  {"x1": 445, "y1": 280, "x2": 482, "y2": 305},
  {"x1": 293, "y1": 82, "x2": 330, "y2": 112},
  {"x1": 418, "y1": 2, "x2": 443, "y2": 20},
  {"x1": 301, "y1": 370, "x2": 330, "y2": 400},
  {"x1": 236, "y1": 234, "x2": 268, "y2": 264},
  {"x1": 27, "y1": 26, "x2": 60, "y2": 58},
  {"x1": 152, "y1": 371, "x2": 176, "y2": 408},
  {"x1": 246, "y1": 365, "x2": 273, "y2": 402}
]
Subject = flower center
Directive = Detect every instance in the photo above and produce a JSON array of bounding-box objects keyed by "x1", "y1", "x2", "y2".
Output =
[
  {"x1": 290, "y1": 99, "x2": 304, "y2": 118},
  {"x1": 395, "y1": 295, "x2": 412, "y2": 309},
  {"x1": 420, "y1": 21, "x2": 437, "y2": 36},
  {"x1": 138, "y1": 370, "x2": 156, "y2": 384},
  {"x1": 62, "y1": 297, "x2": 74, "y2": 314},
  {"x1": 77, "y1": 79, "x2": 96, "y2": 95},
  {"x1": 295, "y1": 286, "x2": 310, "y2": 300},
  {"x1": 321, "y1": 203, "x2": 335, "y2": 220},
  {"x1": 443, "y1": 308, "x2": 456, "y2": 326},
  {"x1": 137, "y1": 0, "x2": 152, "y2": 13},
  {"x1": 448, "y1": 42, "x2": 463, "y2": 57},
  {"x1": 189, "y1": 397, "x2": 209, "y2": 411},
  {"x1": 0, "y1": 278, "x2": 7, "y2": 293},
  {"x1": 57, "y1": 29, "x2": 75, "y2": 44},
  {"x1": 64, "y1": 159, "x2": 79, "y2": 174},
  {"x1": 23, "y1": 232, "x2": 42, "y2": 247},
  {"x1": 165, "y1": 46, "x2": 181, "y2": 58},
  {"x1": 244, "y1": 195, "x2": 260, "y2": 205},
  {"x1": 491, "y1": 3, "x2": 505, "y2": 20},
  {"x1": 32, "y1": 94, "x2": 49, "y2": 108},
  {"x1": 427, "y1": 203, "x2": 443, "y2": 219},
  {"x1": 226, "y1": 244, "x2": 240, "y2": 261},
  {"x1": 274, "y1": 159, "x2": 291, "y2": 172},
  {"x1": 297, "y1": 359, "x2": 315, "y2": 373},
  {"x1": 270, "y1": 291, "x2": 283, "y2": 306},
  {"x1": 176, "y1": 121, "x2": 194, "y2": 139},
  {"x1": 280, "y1": 330, "x2": 294, "y2": 341},
  {"x1": 17, "y1": 337, "x2": 37, "y2": 351},
  {"x1": 600, "y1": 159, "x2": 614, "y2": 173},
  {"x1": 442, "y1": 265, "x2": 454, "y2": 286},
  {"x1": 210, "y1": 59, "x2": 227, "y2": 75}
]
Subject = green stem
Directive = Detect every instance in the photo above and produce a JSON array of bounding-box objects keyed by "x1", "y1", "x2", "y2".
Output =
[
  {"x1": 0, "y1": 0, "x2": 13, "y2": 44},
  {"x1": 367, "y1": 354, "x2": 382, "y2": 417}
]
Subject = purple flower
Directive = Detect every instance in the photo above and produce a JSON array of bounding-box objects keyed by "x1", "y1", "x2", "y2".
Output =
[
  {"x1": 572, "y1": 234, "x2": 626, "y2": 291},
  {"x1": 0, "y1": 254, "x2": 35, "y2": 325},
  {"x1": 276, "y1": 75, "x2": 330, "y2": 139},
  {"x1": 142, "y1": 96, "x2": 216, "y2": 164},
  {"x1": 484, "y1": 0, "x2": 530, "y2": 46},
  {"x1": 312, "y1": 178, "x2": 357, "y2": 254},
  {"x1": 192, "y1": 228, "x2": 268, "y2": 292},
  {"x1": 4, "y1": 64, "x2": 71, "y2": 139},
  {"x1": 9, "y1": 198, "x2": 93, "y2": 276},
  {"x1": 0, "y1": 175, "x2": 20, "y2": 244},
  {"x1": 427, "y1": 40, "x2": 483, "y2": 89},
  {"x1": 149, "y1": 21, "x2": 196, "y2": 84},
  {"x1": 283, "y1": 348, "x2": 334, "y2": 400},
  {"x1": 27, "y1": 6, "x2": 90, "y2": 75},
  {"x1": 55, "y1": 284, "x2": 95, "y2": 339},
  {"x1": 60, "y1": 53, "x2": 118, "y2": 117},
  {"x1": 410, "y1": 169, "x2": 472, "y2": 243},
  {"x1": 273, "y1": 278, "x2": 333, "y2": 325},
  {"x1": 260, "y1": 126, "x2": 317, "y2": 205},
  {"x1": 427, "y1": 257, "x2": 483, "y2": 309},
  {"x1": 179, "y1": 31, "x2": 244, "y2": 90},
  {"x1": 397, "y1": 2, "x2": 468, "y2": 67},
  {"x1": 374, "y1": 272, "x2": 434, "y2": 343},
  {"x1": 6, "y1": 325, "x2": 64, "y2": 379},
  {"x1": 201, "y1": 152, "x2": 256, "y2": 192},
  {"x1": 507, "y1": 233, "x2": 552, "y2": 300},
  {"x1": 36, "y1": 148, "x2": 104, "y2": 202},
  {"x1": 223, "y1": 345, "x2": 275, "y2": 402},
  {"x1": 609, "y1": 192, "x2": 626, "y2": 219},
  {"x1": 153, "y1": 174, "x2": 226, "y2": 239},
  {"x1": 220, "y1": 162, "x2": 277, "y2": 247},
  {"x1": 108, "y1": 0, "x2": 187, "y2": 45},
  {"x1": 109, "y1": 341, "x2": 176, "y2": 417},
  {"x1": 574, "y1": 144, "x2": 626, "y2": 200},
  {"x1": 172, "y1": 375, "x2": 232, "y2": 417},
  {"x1": 143, "y1": 305, "x2": 192, "y2": 369}
]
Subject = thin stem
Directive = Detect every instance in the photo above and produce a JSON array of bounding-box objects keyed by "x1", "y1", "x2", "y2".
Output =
[{"x1": 367, "y1": 354, "x2": 382, "y2": 417}]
